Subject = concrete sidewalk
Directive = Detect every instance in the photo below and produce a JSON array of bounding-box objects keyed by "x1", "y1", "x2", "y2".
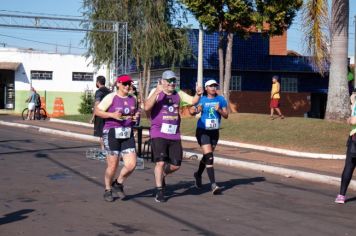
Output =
[{"x1": 0, "y1": 114, "x2": 354, "y2": 190}]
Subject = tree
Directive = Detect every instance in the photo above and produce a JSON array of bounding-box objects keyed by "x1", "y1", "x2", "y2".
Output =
[
  {"x1": 82, "y1": 0, "x2": 191, "y2": 98},
  {"x1": 301, "y1": 0, "x2": 349, "y2": 121},
  {"x1": 180, "y1": 0, "x2": 302, "y2": 101}
]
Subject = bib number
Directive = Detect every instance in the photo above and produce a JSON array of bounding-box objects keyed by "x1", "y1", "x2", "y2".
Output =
[
  {"x1": 205, "y1": 119, "x2": 219, "y2": 130},
  {"x1": 161, "y1": 123, "x2": 177, "y2": 134},
  {"x1": 115, "y1": 127, "x2": 131, "y2": 139}
]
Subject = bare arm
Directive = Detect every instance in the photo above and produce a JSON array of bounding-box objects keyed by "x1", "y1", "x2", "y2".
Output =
[
  {"x1": 217, "y1": 107, "x2": 229, "y2": 119},
  {"x1": 144, "y1": 88, "x2": 161, "y2": 112},
  {"x1": 95, "y1": 106, "x2": 122, "y2": 120},
  {"x1": 90, "y1": 101, "x2": 100, "y2": 123},
  {"x1": 348, "y1": 117, "x2": 356, "y2": 125}
]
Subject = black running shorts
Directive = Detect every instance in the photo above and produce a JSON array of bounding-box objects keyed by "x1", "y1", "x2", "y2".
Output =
[
  {"x1": 94, "y1": 116, "x2": 105, "y2": 137},
  {"x1": 195, "y1": 128, "x2": 219, "y2": 147},
  {"x1": 151, "y1": 138, "x2": 183, "y2": 166}
]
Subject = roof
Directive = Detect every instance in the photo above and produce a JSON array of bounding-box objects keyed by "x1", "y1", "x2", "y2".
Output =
[{"x1": 0, "y1": 62, "x2": 21, "y2": 70}]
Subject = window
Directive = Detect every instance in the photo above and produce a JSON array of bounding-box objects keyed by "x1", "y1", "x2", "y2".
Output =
[
  {"x1": 229, "y1": 75, "x2": 242, "y2": 91},
  {"x1": 281, "y1": 77, "x2": 298, "y2": 92},
  {"x1": 72, "y1": 72, "x2": 94, "y2": 81},
  {"x1": 31, "y1": 70, "x2": 53, "y2": 80}
]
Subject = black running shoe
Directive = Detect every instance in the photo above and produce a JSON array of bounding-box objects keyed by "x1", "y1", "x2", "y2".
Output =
[
  {"x1": 155, "y1": 188, "x2": 166, "y2": 203},
  {"x1": 194, "y1": 172, "x2": 202, "y2": 189},
  {"x1": 211, "y1": 183, "x2": 222, "y2": 195},
  {"x1": 112, "y1": 181, "x2": 126, "y2": 199},
  {"x1": 103, "y1": 189, "x2": 114, "y2": 202}
]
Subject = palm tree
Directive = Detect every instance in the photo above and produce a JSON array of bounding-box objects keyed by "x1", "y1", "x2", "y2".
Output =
[{"x1": 302, "y1": 0, "x2": 349, "y2": 121}]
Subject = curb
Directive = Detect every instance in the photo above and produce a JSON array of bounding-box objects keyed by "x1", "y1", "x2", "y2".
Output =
[
  {"x1": 183, "y1": 151, "x2": 356, "y2": 191},
  {"x1": 1, "y1": 119, "x2": 354, "y2": 190},
  {"x1": 50, "y1": 118, "x2": 345, "y2": 160}
]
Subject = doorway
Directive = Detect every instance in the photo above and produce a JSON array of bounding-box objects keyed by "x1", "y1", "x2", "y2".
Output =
[{"x1": 0, "y1": 70, "x2": 15, "y2": 109}]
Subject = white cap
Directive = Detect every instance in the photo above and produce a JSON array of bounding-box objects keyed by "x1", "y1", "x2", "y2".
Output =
[
  {"x1": 162, "y1": 70, "x2": 177, "y2": 80},
  {"x1": 204, "y1": 79, "x2": 219, "y2": 87}
]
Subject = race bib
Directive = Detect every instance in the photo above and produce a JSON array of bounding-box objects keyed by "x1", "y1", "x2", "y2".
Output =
[
  {"x1": 205, "y1": 119, "x2": 219, "y2": 130},
  {"x1": 161, "y1": 123, "x2": 178, "y2": 134},
  {"x1": 115, "y1": 127, "x2": 131, "y2": 139}
]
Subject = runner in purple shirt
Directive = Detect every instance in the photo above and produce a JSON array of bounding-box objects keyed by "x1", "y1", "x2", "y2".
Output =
[
  {"x1": 144, "y1": 70, "x2": 202, "y2": 202},
  {"x1": 95, "y1": 74, "x2": 140, "y2": 202}
]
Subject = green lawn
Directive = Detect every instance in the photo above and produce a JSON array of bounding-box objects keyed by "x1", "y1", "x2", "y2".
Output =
[{"x1": 60, "y1": 113, "x2": 349, "y2": 154}]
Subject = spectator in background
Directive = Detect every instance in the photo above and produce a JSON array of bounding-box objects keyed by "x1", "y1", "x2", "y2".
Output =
[
  {"x1": 26, "y1": 87, "x2": 36, "y2": 120},
  {"x1": 270, "y1": 75, "x2": 284, "y2": 120},
  {"x1": 34, "y1": 89, "x2": 41, "y2": 120},
  {"x1": 90, "y1": 76, "x2": 111, "y2": 157}
]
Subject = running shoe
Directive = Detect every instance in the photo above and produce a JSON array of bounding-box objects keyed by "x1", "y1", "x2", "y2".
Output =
[
  {"x1": 155, "y1": 188, "x2": 166, "y2": 203},
  {"x1": 98, "y1": 151, "x2": 106, "y2": 161},
  {"x1": 211, "y1": 183, "x2": 222, "y2": 195},
  {"x1": 335, "y1": 194, "x2": 346, "y2": 204},
  {"x1": 103, "y1": 189, "x2": 114, "y2": 202},
  {"x1": 194, "y1": 172, "x2": 202, "y2": 189},
  {"x1": 112, "y1": 181, "x2": 126, "y2": 199}
]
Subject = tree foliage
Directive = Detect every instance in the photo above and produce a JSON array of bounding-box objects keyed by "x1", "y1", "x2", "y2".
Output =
[
  {"x1": 78, "y1": 89, "x2": 94, "y2": 114},
  {"x1": 302, "y1": 0, "x2": 350, "y2": 121},
  {"x1": 180, "y1": 0, "x2": 302, "y2": 101},
  {"x1": 82, "y1": 0, "x2": 191, "y2": 97},
  {"x1": 301, "y1": 0, "x2": 329, "y2": 74}
]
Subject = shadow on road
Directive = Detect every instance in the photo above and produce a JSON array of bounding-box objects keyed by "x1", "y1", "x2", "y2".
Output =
[
  {"x1": 164, "y1": 176, "x2": 266, "y2": 200},
  {"x1": 0, "y1": 209, "x2": 35, "y2": 225},
  {"x1": 346, "y1": 196, "x2": 356, "y2": 203}
]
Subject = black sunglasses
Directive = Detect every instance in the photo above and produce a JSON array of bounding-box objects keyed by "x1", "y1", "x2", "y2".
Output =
[
  {"x1": 121, "y1": 82, "x2": 132, "y2": 86},
  {"x1": 165, "y1": 78, "x2": 176, "y2": 84}
]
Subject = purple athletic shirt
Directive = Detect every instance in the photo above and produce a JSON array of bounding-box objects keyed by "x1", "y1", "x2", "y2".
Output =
[
  {"x1": 150, "y1": 91, "x2": 181, "y2": 140},
  {"x1": 103, "y1": 95, "x2": 137, "y2": 129}
]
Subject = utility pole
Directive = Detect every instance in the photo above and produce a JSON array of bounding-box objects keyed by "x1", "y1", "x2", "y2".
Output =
[
  {"x1": 197, "y1": 25, "x2": 203, "y2": 88},
  {"x1": 354, "y1": 15, "x2": 356, "y2": 89}
]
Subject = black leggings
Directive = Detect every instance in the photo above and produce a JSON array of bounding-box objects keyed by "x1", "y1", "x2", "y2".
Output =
[{"x1": 340, "y1": 138, "x2": 356, "y2": 195}]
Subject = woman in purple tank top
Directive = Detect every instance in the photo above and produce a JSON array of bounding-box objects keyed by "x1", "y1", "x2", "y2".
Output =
[{"x1": 95, "y1": 74, "x2": 140, "y2": 202}]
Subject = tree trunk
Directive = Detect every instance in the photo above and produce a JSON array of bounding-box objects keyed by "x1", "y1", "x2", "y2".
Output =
[
  {"x1": 218, "y1": 24, "x2": 225, "y2": 90},
  {"x1": 144, "y1": 62, "x2": 152, "y2": 99},
  {"x1": 223, "y1": 32, "x2": 233, "y2": 104},
  {"x1": 325, "y1": 0, "x2": 350, "y2": 121}
]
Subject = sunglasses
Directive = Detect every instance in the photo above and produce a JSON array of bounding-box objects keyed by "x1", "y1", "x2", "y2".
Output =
[
  {"x1": 165, "y1": 78, "x2": 176, "y2": 84},
  {"x1": 121, "y1": 82, "x2": 132, "y2": 86}
]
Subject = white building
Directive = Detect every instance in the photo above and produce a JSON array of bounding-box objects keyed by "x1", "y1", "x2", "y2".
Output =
[{"x1": 0, "y1": 48, "x2": 108, "y2": 115}]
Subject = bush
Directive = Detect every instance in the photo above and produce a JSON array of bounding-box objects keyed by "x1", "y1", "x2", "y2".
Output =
[{"x1": 78, "y1": 89, "x2": 94, "y2": 114}]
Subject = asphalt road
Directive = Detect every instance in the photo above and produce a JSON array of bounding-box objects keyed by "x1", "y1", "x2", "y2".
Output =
[{"x1": 1, "y1": 124, "x2": 356, "y2": 236}]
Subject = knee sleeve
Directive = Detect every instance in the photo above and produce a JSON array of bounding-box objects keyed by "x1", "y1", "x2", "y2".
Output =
[{"x1": 202, "y1": 152, "x2": 214, "y2": 165}]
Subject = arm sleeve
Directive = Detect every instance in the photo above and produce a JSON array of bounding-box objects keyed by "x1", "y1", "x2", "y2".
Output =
[{"x1": 97, "y1": 92, "x2": 115, "y2": 111}]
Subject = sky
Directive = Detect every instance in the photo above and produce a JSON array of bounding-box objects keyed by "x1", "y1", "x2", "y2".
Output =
[{"x1": 0, "y1": 0, "x2": 355, "y2": 61}]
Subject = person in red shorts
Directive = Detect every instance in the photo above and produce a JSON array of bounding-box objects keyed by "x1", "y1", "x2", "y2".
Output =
[{"x1": 270, "y1": 75, "x2": 284, "y2": 120}]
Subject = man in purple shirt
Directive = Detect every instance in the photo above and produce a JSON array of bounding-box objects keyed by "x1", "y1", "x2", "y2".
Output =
[{"x1": 144, "y1": 70, "x2": 202, "y2": 202}]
